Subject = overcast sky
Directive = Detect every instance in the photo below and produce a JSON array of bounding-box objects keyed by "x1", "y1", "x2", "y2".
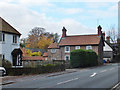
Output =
[{"x1": 0, "y1": 0, "x2": 118, "y2": 38}]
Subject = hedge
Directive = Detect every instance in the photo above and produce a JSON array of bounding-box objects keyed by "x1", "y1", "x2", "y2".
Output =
[
  {"x1": 6, "y1": 64, "x2": 65, "y2": 76},
  {"x1": 70, "y1": 49, "x2": 98, "y2": 68}
]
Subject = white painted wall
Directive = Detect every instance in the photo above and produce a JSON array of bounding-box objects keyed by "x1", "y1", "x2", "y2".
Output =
[
  {"x1": 0, "y1": 32, "x2": 20, "y2": 63},
  {"x1": 103, "y1": 42, "x2": 113, "y2": 51}
]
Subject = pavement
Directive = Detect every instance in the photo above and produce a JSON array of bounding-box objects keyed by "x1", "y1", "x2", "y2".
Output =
[
  {"x1": 1, "y1": 68, "x2": 80, "y2": 85},
  {"x1": 1, "y1": 63, "x2": 120, "y2": 89}
]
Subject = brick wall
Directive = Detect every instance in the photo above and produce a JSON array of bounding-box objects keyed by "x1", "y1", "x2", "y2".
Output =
[{"x1": 48, "y1": 45, "x2": 99, "y2": 60}]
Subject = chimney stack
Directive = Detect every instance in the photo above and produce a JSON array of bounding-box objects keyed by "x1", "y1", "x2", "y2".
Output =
[
  {"x1": 102, "y1": 32, "x2": 105, "y2": 40},
  {"x1": 62, "y1": 27, "x2": 67, "y2": 38},
  {"x1": 98, "y1": 25, "x2": 102, "y2": 36},
  {"x1": 106, "y1": 36, "x2": 110, "y2": 43}
]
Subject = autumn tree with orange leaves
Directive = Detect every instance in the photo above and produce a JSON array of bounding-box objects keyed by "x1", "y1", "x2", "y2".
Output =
[{"x1": 25, "y1": 27, "x2": 59, "y2": 49}]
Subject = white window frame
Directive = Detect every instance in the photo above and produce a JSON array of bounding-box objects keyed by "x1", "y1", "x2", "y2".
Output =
[
  {"x1": 51, "y1": 49, "x2": 56, "y2": 53},
  {"x1": 45, "y1": 58, "x2": 47, "y2": 60},
  {"x1": 75, "y1": 46, "x2": 80, "y2": 50},
  {"x1": 65, "y1": 55, "x2": 70, "y2": 60},
  {"x1": 51, "y1": 58, "x2": 56, "y2": 60},
  {"x1": 65, "y1": 46, "x2": 70, "y2": 53},
  {"x1": 86, "y1": 46, "x2": 92, "y2": 50},
  {"x1": 13, "y1": 35, "x2": 17, "y2": 44}
]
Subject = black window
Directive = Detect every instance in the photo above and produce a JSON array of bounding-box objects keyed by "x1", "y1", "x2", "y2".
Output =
[
  {"x1": 0, "y1": 32, "x2": 2, "y2": 41},
  {"x1": 3, "y1": 55, "x2": 5, "y2": 60},
  {"x1": 3, "y1": 33, "x2": 5, "y2": 42},
  {"x1": 65, "y1": 56, "x2": 69, "y2": 60},
  {"x1": 13, "y1": 35, "x2": 17, "y2": 43},
  {"x1": 0, "y1": 32, "x2": 5, "y2": 42}
]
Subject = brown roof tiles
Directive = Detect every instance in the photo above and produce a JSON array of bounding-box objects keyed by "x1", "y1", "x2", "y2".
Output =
[
  {"x1": 59, "y1": 34, "x2": 101, "y2": 46},
  {"x1": 22, "y1": 56, "x2": 43, "y2": 61},
  {"x1": 0, "y1": 17, "x2": 21, "y2": 35},
  {"x1": 48, "y1": 43, "x2": 59, "y2": 49}
]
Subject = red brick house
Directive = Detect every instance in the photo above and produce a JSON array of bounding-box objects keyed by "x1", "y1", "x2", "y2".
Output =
[{"x1": 48, "y1": 25, "x2": 105, "y2": 65}]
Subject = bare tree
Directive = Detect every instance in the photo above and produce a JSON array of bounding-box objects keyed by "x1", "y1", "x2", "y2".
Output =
[{"x1": 107, "y1": 25, "x2": 118, "y2": 43}]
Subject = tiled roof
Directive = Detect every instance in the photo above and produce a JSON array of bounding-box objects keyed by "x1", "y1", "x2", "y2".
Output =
[
  {"x1": 43, "y1": 52, "x2": 48, "y2": 57},
  {"x1": 59, "y1": 34, "x2": 101, "y2": 46},
  {"x1": 48, "y1": 43, "x2": 59, "y2": 49},
  {"x1": 22, "y1": 56, "x2": 44, "y2": 60},
  {"x1": 0, "y1": 17, "x2": 21, "y2": 35},
  {"x1": 20, "y1": 48, "x2": 28, "y2": 56}
]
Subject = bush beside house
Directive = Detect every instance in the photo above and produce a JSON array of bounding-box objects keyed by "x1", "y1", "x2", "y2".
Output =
[
  {"x1": 70, "y1": 49, "x2": 98, "y2": 68},
  {"x1": 2, "y1": 59, "x2": 12, "y2": 68}
]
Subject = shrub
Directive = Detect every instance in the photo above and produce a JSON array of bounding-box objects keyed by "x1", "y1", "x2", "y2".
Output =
[
  {"x1": 2, "y1": 59, "x2": 12, "y2": 68},
  {"x1": 45, "y1": 64, "x2": 54, "y2": 67},
  {"x1": 70, "y1": 49, "x2": 98, "y2": 68},
  {"x1": 31, "y1": 51, "x2": 42, "y2": 56}
]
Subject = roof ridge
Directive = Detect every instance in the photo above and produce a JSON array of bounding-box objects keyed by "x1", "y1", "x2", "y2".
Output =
[
  {"x1": 67, "y1": 34, "x2": 98, "y2": 37},
  {"x1": 1, "y1": 17, "x2": 21, "y2": 35}
]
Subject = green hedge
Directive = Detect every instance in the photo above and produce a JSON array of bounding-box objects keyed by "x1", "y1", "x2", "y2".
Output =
[
  {"x1": 6, "y1": 64, "x2": 65, "y2": 76},
  {"x1": 70, "y1": 49, "x2": 98, "y2": 68}
]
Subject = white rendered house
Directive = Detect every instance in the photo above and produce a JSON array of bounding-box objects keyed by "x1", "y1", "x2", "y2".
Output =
[
  {"x1": 103, "y1": 40, "x2": 113, "y2": 62},
  {"x1": 0, "y1": 17, "x2": 22, "y2": 66}
]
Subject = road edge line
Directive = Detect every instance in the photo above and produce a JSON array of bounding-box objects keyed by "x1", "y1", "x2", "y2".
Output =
[{"x1": 111, "y1": 82, "x2": 120, "y2": 90}]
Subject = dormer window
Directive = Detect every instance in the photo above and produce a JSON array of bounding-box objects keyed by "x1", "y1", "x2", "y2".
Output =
[
  {"x1": 86, "y1": 46, "x2": 92, "y2": 50},
  {"x1": 75, "y1": 46, "x2": 80, "y2": 49},
  {"x1": 13, "y1": 35, "x2": 17, "y2": 43},
  {"x1": 65, "y1": 46, "x2": 70, "y2": 53}
]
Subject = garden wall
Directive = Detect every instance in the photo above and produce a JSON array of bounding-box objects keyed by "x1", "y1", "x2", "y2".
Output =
[{"x1": 6, "y1": 64, "x2": 65, "y2": 76}]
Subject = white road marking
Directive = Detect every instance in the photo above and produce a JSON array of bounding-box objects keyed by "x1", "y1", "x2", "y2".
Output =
[
  {"x1": 57, "y1": 78, "x2": 79, "y2": 85},
  {"x1": 100, "y1": 70, "x2": 107, "y2": 73},
  {"x1": 90, "y1": 73, "x2": 97, "y2": 77},
  {"x1": 109, "y1": 68, "x2": 115, "y2": 71}
]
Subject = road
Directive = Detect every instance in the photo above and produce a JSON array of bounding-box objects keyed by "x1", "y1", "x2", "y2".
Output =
[{"x1": 2, "y1": 63, "x2": 120, "y2": 89}]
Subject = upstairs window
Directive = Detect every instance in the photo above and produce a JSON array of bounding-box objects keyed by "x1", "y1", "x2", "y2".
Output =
[
  {"x1": 86, "y1": 46, "x2": 92, "y2": 50},
  {"x1": 65, "y1": 46, "x2": 70, "y2": 53},
  {"x1": 75, "y1": 46, "x2": 80, "y2": 50},
  {"x1": 0, "y1": 32, "x2": 2, "y2": 41},
  {"x1": 13, "y1": 35, "x2": 17, "y2": 43},
  {"x1": 0, "y1": 32, "x2": 5, "y2": 42},
  {"x1": 51, "y1": 49, "x2": 56, "y2": 53},
  {"x1": 3, "y1": 33, "x2": 5, "y2": 42}
]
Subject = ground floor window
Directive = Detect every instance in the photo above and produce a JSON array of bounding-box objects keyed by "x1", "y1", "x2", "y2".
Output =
[
  {"x1": 0, "y1": 54, "x2": 5, "y2": 60},
  {"x1": 51, "y1": 58, "x2": 56, "y2": 60},
  {"x1": 3, "y1": 55, "x2": 5, "y2": 60},
  {"x1": 65, "y1": 55, "x2": 70, "y2": 60},
  {"x1": 0, "y1": 54, "x2": 2, "y2": 59}
]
